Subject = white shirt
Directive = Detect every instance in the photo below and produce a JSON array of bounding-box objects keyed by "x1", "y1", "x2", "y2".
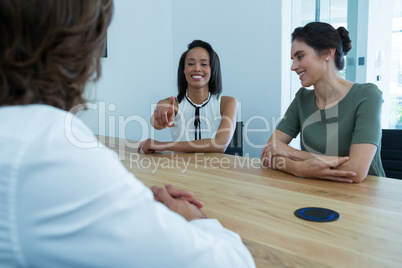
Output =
[
  {"x1": 0, "y1": 104, "x2": 255, "y2": 268},
  {"x1": 170, "y1": 94, "x2": 222, "y2": 141}
]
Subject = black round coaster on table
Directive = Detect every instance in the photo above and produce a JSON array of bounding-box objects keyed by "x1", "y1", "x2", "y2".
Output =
[{"x1": 294, "y1": 207, "x2": 340, "y2": 222}]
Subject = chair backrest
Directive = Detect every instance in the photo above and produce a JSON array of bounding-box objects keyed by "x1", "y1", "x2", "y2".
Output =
[
  {"x1": 381, "y1": 129, "x2": 402, "y2": 179},
  {"x1": 225, "y1": 121, "x2": 244, "y2": 156}
]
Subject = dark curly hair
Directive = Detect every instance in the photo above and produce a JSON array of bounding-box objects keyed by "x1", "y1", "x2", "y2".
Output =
[
  {"x1": 291, "y1": 22, "x2": 352, "y2": 70},
  {"x1": 0, "y1": 0, "x2": 113, "y2": 111},
  {"x1": 177, "y1": 40, "x2": 222, "y2": 103}
]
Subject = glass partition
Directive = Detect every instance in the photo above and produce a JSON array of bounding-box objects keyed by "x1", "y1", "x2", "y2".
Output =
[{"x1": 389, "y1": 0, "x2": 402, "y2": 129}]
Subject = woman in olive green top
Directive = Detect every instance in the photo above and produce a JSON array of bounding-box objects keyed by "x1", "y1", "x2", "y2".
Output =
[{"x1": 261, "y1": 22, "x2": 385, "y2": 183}]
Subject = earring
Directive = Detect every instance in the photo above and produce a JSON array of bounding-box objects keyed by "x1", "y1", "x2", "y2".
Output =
[{"x1": 326, "y1": 58, "x2": 329, "y2": 60}]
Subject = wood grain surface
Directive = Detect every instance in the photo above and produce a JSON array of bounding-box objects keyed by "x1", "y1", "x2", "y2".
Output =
[{"x1": 99, "y1": 136, "x2": 402, "y2": 268}]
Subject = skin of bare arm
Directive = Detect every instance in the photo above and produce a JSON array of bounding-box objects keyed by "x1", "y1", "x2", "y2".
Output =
[
  {"x1": 271, "y1": 155, "x2": 355, "y2": 183},
  {"x1": 330, "y1": 143, "x2": 377, "y2": 183},
  {"x1": 261, "y1": 129, "x2": 370, "y2": 183}
]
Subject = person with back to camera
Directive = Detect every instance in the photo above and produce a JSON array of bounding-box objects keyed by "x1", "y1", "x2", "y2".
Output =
[
  {"x1": 0, "y1": 1, "x2": 255, "y2": 267},
  {"x1": 260, "y1": 21, "x2": 385, "y2": 183},
  {"x1": 137, "y1": 40, "x2": 238, "y2": 154}
]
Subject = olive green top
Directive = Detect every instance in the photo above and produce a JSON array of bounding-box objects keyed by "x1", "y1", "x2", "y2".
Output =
[{"x1": 277, "y1": 83, "x2": 385, "y2": 177}]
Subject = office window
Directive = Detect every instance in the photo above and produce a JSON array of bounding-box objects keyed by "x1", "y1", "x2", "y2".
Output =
[{"x1": 389, "y1": 0, "x2": 402, "y2": 129}]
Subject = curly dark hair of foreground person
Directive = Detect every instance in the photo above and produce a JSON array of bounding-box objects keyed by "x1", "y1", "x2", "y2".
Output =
[{"x1": 0, "y1": 0, "x2": 114, "y2": 111}]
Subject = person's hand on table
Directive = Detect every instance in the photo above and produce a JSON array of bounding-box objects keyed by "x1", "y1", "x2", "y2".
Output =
[
  {"x1": 150, "y1": 184, "x2": 206, "y2": 221},
  {"x1": 261, "y1": 140, "x2": 296, "y2": 167},
  {"x1": 295, "y1": 156, "x2": 357, "y2": 183},
  {"x1": 138, "y1": 139, "x2": 166, "y2": 153},
  {"x1": 153, "y1": 96, "x2": 176, "y2": 129},
  {"x1": 163, "y1": 183, "x2": 204, "y2": 209}
]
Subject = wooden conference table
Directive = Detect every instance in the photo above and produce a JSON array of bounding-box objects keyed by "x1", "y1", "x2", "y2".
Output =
[{"x1": 100, "y1": 136, "x2": 402, "y2": 268}]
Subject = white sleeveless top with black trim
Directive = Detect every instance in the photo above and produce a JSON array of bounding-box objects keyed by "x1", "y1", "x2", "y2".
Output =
[{"x1": 170, "y1": 93, "x2": 222, "y2": 142}]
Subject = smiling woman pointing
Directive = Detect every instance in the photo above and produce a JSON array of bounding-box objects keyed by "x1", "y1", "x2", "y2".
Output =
[{"x1": 138, "y1": 40, "x2": 238, "y2": 154}]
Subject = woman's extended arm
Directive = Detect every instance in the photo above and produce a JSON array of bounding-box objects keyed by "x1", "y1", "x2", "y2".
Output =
[
  {"x1": 151, "y1": 96, "x2": 178, "y2": 130},
  {"x1": 139, "y1": 96, "x2": 238, "y2": 153}
]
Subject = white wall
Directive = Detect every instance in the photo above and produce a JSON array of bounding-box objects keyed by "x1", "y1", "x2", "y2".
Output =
[
  {"x1": 79, "y1": 0, "x2": 173, "y2": 143},
  {"x1": 79, "y1": 0, "x2": 291, "y2": 158}
]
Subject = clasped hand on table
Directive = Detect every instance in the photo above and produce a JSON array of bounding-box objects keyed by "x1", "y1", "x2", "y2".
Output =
[{"x1": 150, "y1": 184, "x2": 206, "y2": 221}]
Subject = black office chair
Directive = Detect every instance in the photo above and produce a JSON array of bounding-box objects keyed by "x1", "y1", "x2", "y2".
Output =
[
  {"x1": 381, "y1": 129, "x2": 402, "y2": 179},
  {"x1": 225, "y1": 121, "x2": 244, "y2": 156}
]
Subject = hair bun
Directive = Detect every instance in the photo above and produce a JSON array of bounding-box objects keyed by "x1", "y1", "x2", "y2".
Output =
[{"x1": 337, "y1": 27, "x2": 352, "y2": 55}]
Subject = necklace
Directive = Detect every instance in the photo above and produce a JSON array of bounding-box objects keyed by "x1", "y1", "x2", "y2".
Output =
[{"x1": 185, "y1": 93, "x2": 211, "y2": 140}]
